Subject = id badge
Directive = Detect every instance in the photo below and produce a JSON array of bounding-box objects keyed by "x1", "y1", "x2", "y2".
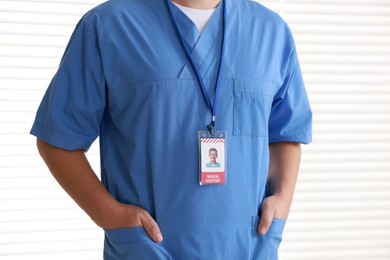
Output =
[{"x1": 198, "y1": 131, "x2": 227, "y2": 185}]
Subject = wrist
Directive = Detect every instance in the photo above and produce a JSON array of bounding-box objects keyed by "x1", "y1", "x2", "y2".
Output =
[
  {"x1": 92, "y1": 199, "x2": 125, "y2": 229},
  {"x1": 264, "y1": 194, "x2": 292, "y2": 219}
]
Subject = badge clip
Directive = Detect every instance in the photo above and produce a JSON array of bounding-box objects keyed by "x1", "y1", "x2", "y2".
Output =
[{"x1": 207, "y1": 116, "x2": 216, "y2": 136}]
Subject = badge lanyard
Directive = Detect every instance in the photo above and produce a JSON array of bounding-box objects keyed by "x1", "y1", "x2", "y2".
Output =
[
  {"x1": 166, "y1": 0, "x2": 228, "y2": 185},
  {"x1": 165, "y1": 0, "x2": 226, "y2": 135}
]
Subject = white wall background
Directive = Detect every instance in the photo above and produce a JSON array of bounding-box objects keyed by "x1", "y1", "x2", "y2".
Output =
[{"x1": 1, "y1": 0, "x2": 390, "y2": 259}]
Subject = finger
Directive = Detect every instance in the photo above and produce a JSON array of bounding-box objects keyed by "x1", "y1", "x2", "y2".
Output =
[
  {"x1": 140, "y1": 212, "x2": 163, "y2": 243},
  {"x1": 258, "y1": 206, "x2": 274, "y2": 235}
]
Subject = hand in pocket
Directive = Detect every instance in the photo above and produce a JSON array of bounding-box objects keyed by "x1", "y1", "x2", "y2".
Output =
[{"x1": 102, "y1": 203, "x2": 163, "y2": 243}]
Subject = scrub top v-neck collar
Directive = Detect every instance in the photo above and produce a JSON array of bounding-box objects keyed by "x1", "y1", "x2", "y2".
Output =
[{"x1": 166, "y1": 0, "x2": 234, "y2": 79}]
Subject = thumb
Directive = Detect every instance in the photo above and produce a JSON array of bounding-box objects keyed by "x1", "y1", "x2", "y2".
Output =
[
  {"x1": 140, "y1": 212, "x2": 163, "y2": 243},
  {"x1": 258, "y1": 205, "x2": 275, "y2": 235}
]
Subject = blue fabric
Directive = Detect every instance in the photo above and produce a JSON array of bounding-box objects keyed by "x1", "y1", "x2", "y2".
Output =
[
  {"x1": 31, "y1": 0, "x2": 312, "y2": 259},
  {"x1": 206, "y1": 162, "x2": 221, "y2": 168}
]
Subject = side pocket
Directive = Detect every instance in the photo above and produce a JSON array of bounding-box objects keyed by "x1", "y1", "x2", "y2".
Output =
[
  {"x1": 104, "y1": 226, "x2": 172, "y2": 260},
  {"x1": 251, "y1": 216, "x2": 286, "y2": 260}
]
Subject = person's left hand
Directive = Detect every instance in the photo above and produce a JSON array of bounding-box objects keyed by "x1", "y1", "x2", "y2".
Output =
[{"x1": 257, "y1": 195, "x2": 290, "y2": 235}]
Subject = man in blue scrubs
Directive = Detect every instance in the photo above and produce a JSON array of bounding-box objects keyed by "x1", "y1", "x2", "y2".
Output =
[
  {"x1": 31, "y1": 0, "x2": 312, "y2": 259},
  {"x1": 206, "y1": 148, "x2": 221, "y2": 168}
]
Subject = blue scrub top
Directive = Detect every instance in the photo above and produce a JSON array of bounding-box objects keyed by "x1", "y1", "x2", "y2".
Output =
[{"x1": 31, "y1": 0, "x2": 312, "y2": 259}]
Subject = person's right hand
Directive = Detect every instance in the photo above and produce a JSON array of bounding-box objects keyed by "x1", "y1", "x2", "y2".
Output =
[{"x1": 100, "y1": 203, "x2": 163, "y2": 243}]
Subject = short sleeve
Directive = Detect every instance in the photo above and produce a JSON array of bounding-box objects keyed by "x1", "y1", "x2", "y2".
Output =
[
  {"x1": 268, "y1": 50, "x2": 312, "y2": 144},
  {"x1": 30, "y1": 13, "x2": 106, "y2": 151}
]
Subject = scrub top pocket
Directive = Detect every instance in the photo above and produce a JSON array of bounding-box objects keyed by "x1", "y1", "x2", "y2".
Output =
[
  {"x1": 104, "y1": 226, "x2": 173, "y2": 260},
  {"x1": 250, "y1": 216, "x2": 286, "y2": 260},
  {"x1": 233, "y1": 80, "x2": 276, "y2": 137}
]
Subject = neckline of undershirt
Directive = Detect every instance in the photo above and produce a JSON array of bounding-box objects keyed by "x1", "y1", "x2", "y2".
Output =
[{"x1": 172, "y1": 2, "x2": 217, "y2": 32}]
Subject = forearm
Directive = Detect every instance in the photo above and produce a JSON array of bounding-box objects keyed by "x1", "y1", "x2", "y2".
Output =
[
  {"x1": 36, "y1": 139, "x2": 163, "y2": 241},
  {"x1": 268, "y1": 142, "x2": 301, "y2": 216},
  {"x1": 36, "y1": 139, "x2": 123, "y2": 228}
]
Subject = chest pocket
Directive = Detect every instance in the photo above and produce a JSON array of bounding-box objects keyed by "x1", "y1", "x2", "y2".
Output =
[{"x1": 233, "y1": 79, "x2": 277, "y2": 137}]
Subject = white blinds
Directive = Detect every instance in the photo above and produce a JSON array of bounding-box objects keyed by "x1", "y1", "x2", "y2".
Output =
[
  {"x1": 0, "y1": 1, "x2": 105, "y2": 259},
  {"x1": 1, "y1": 0, "x2": 390, "y2": 259}
]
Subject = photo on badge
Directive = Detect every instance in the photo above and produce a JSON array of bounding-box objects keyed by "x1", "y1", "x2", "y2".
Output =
[{"x1": 198, "y1": 131, "x2": 226, "y2": 185}]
